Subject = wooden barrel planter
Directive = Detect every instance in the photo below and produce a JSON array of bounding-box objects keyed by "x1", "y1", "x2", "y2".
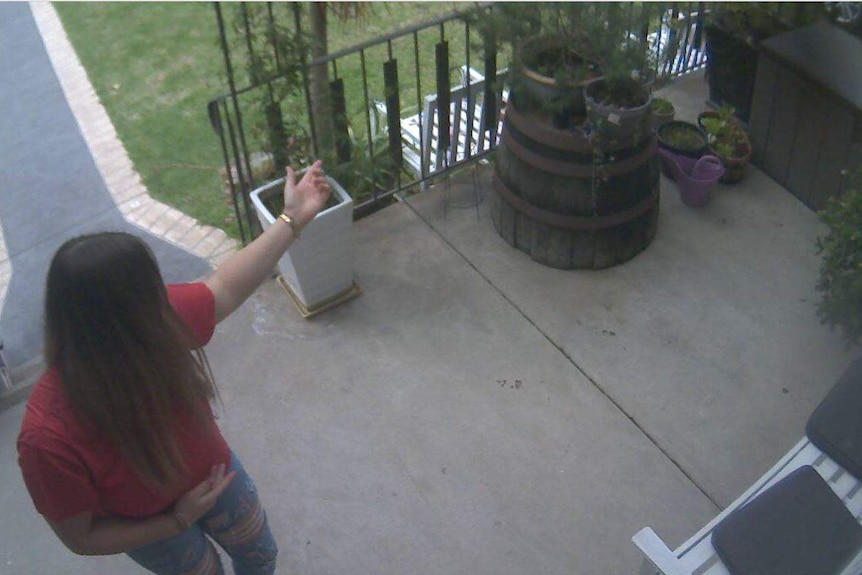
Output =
[{"x1": 492, "y1": 99, "x2": 660, "y2": 270}]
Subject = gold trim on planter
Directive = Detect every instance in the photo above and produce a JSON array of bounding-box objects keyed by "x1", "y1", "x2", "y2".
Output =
[{"x1": 276, "y1": 276, "x2": 361, "y2": 319}]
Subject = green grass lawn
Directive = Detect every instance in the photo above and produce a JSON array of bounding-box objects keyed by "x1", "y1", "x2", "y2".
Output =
[
  {"x1": 55, "y1": 2, "x2": 479, "y2": 240},
  {"x1": 55, "y1": 3, "x2": 233, "y2": 233}
]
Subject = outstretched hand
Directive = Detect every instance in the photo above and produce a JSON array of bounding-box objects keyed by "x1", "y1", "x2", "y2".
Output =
[
  {"x1": 282, "y1": 160, "x2": 331, "y2": 231},
  {"x1": 173, "y1": 464, "x2": 236, "y2": 528}
]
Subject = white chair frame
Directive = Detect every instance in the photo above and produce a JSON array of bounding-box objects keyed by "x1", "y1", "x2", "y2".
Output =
[
  {"x1": 633, "y1": 437, "x2": 862, "y2": 575},
  {"x1": 372, "y1": 66, "x2": 508, "y2": 190}
]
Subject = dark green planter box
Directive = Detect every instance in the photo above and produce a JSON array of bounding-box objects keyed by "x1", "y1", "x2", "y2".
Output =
[
  {"x1": 705, "y1": 25, "x2": 760, "y2": 123},
  {"x1": 749, "y1": 22, "x2": 862, "y2": 210}
]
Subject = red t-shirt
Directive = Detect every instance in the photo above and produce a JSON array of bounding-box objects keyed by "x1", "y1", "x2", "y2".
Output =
[{"x1": 17, "y1": 282, "x2": 231, "y2": 522}]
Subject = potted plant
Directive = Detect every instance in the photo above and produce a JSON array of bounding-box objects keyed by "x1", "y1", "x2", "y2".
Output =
[
  {"x1": 250, "y1": 171, "x2": 359, "y2": 318},
  {"x1": 580, "y1": 5, "x2": 659, "y2": 150},
  {"x1": 816, "y1": 165, "x2": 862, "y2": 348},
  {"x1": 584, "y1": 75, "x2": 652, "y2": 149},
  {"x1": 482, "y1": 3, "x2": 604, "y2": 130},
  {"x1": 697, "y1": 106, "x2": 752, "y2": 183},
  {"x1": 484, "y1": 3, "x2": 664, "y2": 270},
  {"x1": 657, "y1": 120, "x2": 708, "y2": 179},
  {"x1": 477, "y1": 4, "x2": 664, "y2": 133},
  {"x1": 512, "y1": 33, "x2": 602, "y2": 129},
  {"x1": 652, "y1": 97, "x2": 675, "y2": 130}
]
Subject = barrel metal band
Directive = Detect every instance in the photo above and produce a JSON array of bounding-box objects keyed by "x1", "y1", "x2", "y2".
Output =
[
  {"x1": 505, "y1": 102, "x2": 593, "y2": 153},
  {"x1": 502, "y1": 126, "x2": 658, "y2": 179},
  {"x1": 505, "y1": 100, "x2": 652, "y2": 155},
  {"x1": 493, "y1": 174, "x2": 658, "y2": 231}
]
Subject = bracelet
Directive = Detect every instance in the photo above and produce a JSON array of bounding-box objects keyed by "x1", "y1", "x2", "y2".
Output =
[
  {"x1": 278, "y1": 212, "x2": 302, "y2": 239},
  {"x1": 172, "y1": 509, "x2": 190, "y2": 532}
]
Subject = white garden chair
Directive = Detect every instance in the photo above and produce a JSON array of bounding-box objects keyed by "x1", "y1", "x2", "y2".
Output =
[
  {"x1": 372, "y1": 66, "x2": 508, "y2": 190},
  {"x1": 633, "y1": 437, "x2": 862, "y2": 574}
]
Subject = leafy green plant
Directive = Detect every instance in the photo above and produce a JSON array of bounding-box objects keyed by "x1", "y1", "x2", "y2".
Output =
[
  {"x1": 584, "y1": 3, "x2": 665, "y2": 86},
  {"x1": 653, "y1": 97, "x2": 674, "y2": 115},
  {"x1": 259, "y1": 128, "x2": 401, "y2": 217},
  {"x1": 709, "y1": 2, "x2": 825, "y2": 45},
  {"x1": 56, "y1": 2, "x2": 461, "y2": 240},
  {"x1": 230, "y1": 4, "x2": 307, "y2": 173},
  {"x1": 700, "y1": 106, "x2": 749, "y2": 160},
  {"x1": 471, "y1": 3, "x2": 657, "y2": 120},
  {"x1": 660, "y1": 124, "x2": 706, "y2": 150},
  {"x1": 816, "y1": 166, "x2": 862, "y2": 347},
  {"x1": 327, "y1": 132, "x2": 403, "y2": 208},
  {"x1": 467, "y1": 4, "x2": 594, "y2": 122}
]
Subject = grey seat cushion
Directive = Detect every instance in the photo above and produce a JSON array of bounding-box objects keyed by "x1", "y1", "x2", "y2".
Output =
[
  {"x1": 712, "y1": 465, "x2": 862, "y2": 575},
  {"x1": 807, "y1": 358, "x2": 862, "y2": 480}
]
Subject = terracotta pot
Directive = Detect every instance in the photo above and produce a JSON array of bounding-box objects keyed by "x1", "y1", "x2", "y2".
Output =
[{"x1": 697, "y1": 111, "x2": 752, "y2": 184}]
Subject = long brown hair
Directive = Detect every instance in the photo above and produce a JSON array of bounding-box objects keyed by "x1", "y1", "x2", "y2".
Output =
[{"x1": 44, "y1": 232, "x2": 218, "y2": 491}]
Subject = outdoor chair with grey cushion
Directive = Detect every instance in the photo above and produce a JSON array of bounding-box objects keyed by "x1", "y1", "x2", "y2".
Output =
[{"x1": 633, "y1": 357, "x2": 862, "y2": 575}]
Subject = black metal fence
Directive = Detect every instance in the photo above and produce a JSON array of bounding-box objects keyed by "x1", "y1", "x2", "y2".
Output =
[{"x1": 208, "y1": 2, "x2": 709, "y2": 244}]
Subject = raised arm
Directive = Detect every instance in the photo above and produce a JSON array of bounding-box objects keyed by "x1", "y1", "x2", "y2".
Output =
[{"x1": 205, "y1": 160, "x2": 330, "y2": 323}]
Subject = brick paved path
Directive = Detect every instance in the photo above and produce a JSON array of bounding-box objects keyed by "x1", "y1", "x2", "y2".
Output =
[
  {"x1": 28, "y1": 3, "x2": 238, "y2": 272},
  {"x1": 0, "y1": 3, "x2": 238, "y2": 369}
]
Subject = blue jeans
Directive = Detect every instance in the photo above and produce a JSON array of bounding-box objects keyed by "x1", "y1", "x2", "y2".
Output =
[{"x1": 127, "y1": 452, "x2": 277, "y2": 575}]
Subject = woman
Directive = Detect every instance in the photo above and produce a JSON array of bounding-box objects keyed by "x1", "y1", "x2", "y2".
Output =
[{"x1": 17, "y1": 161, "x2": 330, "y2": 575}]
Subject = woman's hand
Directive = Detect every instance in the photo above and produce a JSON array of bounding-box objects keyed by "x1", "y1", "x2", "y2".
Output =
[
  {"x1": 204, "y1": 159, "x2": 332, "y2": 323},
  {"x1": 173, "y1": 464, "x2": 236, "y2": 529},
  {"x1": 282, "y1": 159, "x2": 331, "y2": 230},
  {"x1": 47, "y1": 464, "x2": 237, "y2": 555}
]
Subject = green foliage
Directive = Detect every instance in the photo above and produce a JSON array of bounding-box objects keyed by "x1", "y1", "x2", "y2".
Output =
[
  {"x1": 700, "y1": 106, "x2": 749, "y2": 160},
  {"x1": 652, "y1": 97, "x2": 674, "y2": 115},
  {"x1": 230, "y1": 4, "x2": 308, "y2": 172},
  {"x1": 232, "y1": 2, "x2": 478, "y2": 186},
  {"x1": 817, "y1": 166, "x2": 862, "y2": 347},
  {"x1": 710, "y1": 2, "x2": 826, "y2": 44},
  {"x1": 546, "y1": 3, "x2": 662, "y2": 85},
  {"x1": 327, "y1": 131, "x2": 405, "y2": 208},
  {"x1": 57, "y1": 3, "x2": 460, "y2": 240},
  {"x1": 660, "y1": 123, "x2": 706, "y2": 151},
  {"x1": 466, "y1": 2, "x2": 542, "y2": 49},
  {"x1": 54, "y1": 3, "x2": 239, "y2": 237},
  {"x1": 472, "y1": 3, "x2": 658, "y2": 123},
  {"x1": 586, "y1": 3, "x2": 656, "y2": 85},
  {"x1": 475, "y1": 2, "x2": 660, "y2": 75},
  {"x1": 231, "y1": 4, "x2": 304, "y2": 88}
]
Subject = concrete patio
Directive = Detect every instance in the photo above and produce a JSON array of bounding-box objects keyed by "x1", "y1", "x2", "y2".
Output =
[{"x1": 0, "y1": 12, "x2": 856, "y2": 574}]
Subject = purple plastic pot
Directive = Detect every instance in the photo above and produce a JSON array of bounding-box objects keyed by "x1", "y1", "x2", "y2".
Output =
[{"x1": 658, "y1": 149, "x2": 725, "y2": 208}]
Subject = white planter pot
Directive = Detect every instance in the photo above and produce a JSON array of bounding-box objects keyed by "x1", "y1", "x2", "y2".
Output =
[{"x1": 250, "y1": 175, "x2": 357, "y2": 315}]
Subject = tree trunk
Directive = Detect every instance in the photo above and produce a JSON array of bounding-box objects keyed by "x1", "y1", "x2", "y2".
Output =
[{"x1": 308, "y1": 2, "x2": 335, "y2": 161}]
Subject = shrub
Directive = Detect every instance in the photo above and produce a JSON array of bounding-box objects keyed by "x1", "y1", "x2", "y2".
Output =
[
  {"x1": 653, "y1": 97, "x2": 674, "y2": 115},
  {"x1": 700, "y1": 106, "x2": 749, "y2": 160},
  {"x1": 816, "y1": 166, "x2": 862, "y2": 347}
]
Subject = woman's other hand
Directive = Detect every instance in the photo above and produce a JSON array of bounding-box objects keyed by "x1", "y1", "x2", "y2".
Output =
[
  {"x1": 173, "y1": 464, "x2": 236, "y2": 528},
  {"x1": 282, "y1": 160, "x2": 331, "y2": 230},
  {"x1": 46, "y1": 464, "x2": 237, "y2": 555}
]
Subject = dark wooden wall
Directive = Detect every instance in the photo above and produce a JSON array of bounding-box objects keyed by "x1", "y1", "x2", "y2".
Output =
[{"x1": 749, "y1": 22, "x2": 862, "y2": 210}]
